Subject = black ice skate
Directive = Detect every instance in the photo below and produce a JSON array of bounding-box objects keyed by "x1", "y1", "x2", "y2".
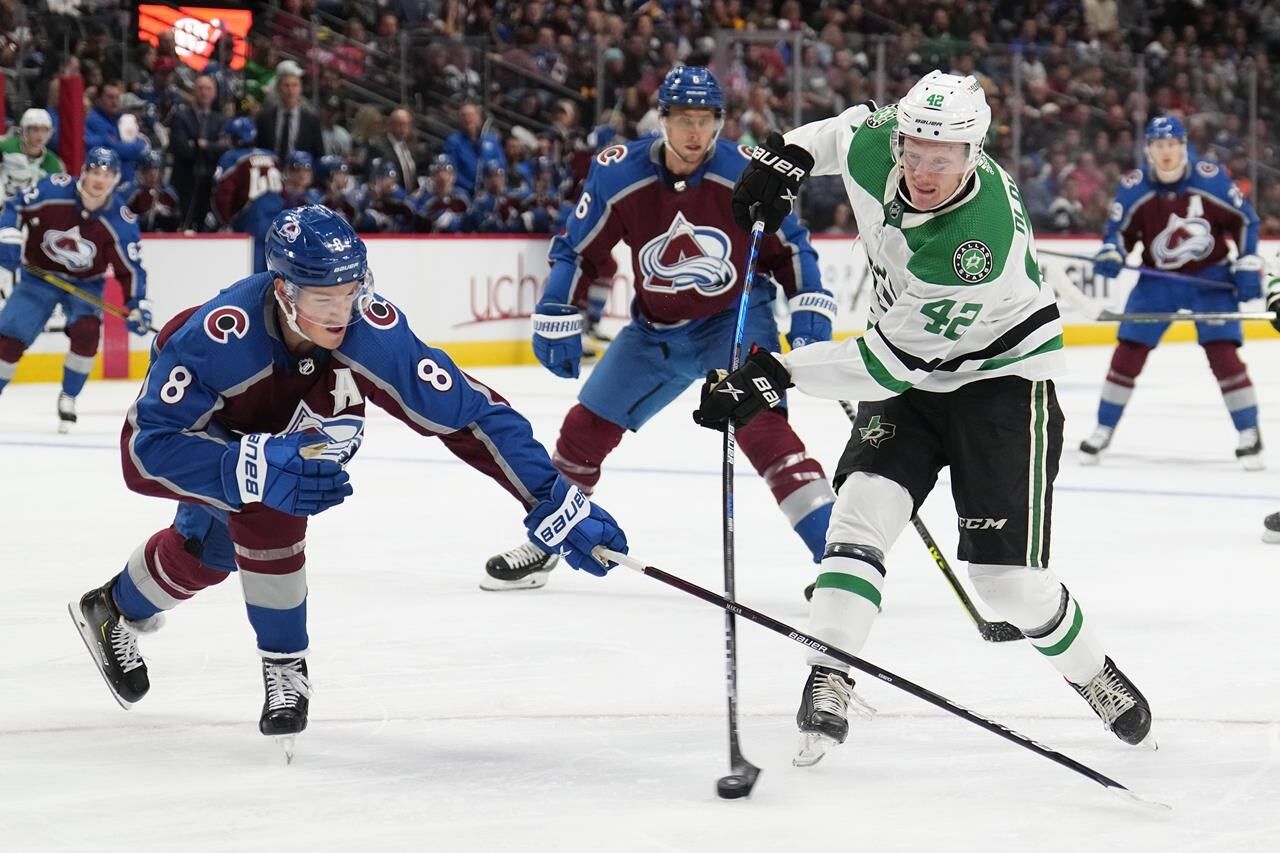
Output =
[
  {"x1": 1236, "y1": 427, "x2": 1264, "y2": 471},
  {"x1": 1263, "y1": 511, "x2": 1280, "y2": 544},
  {"x1": 1077, "y1": 425, "x2": 1113, "y2": 465},
  {"x1": 793, "y1": 665, "x2": 876, "y2": 767},
  {"x1": 803, "y1": 582, "x2": 816, "y2": 602},
  {"x1": 480, "y1": 541, "x2": 559, "y2": 591},
  {"x1": 260, "y1": 655, "x2": 312, "y2": 763},
  {"x1": 1070, "y1": 656, "x2": 1154, "y2": 748},
  {"x1": 68, "y1": 582, "x2": 162, "y2": 709},
  {"x1": 57, "y1": 392, "x2": 77, "y2": 434}
]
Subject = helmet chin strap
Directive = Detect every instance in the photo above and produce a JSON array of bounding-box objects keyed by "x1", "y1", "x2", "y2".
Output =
[{"x1": 274, "y1": 285, "x2": 315, "y2": 344}]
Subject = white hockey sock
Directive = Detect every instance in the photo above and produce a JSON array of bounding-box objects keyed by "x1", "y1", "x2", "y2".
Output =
[{"x1": 806, "y1": 546, "x2": 884, "y2": 670}]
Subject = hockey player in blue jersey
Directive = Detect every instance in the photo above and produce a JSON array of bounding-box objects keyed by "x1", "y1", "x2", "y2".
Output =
[
  {"x1": 210, "y1": 116, "x2": 285, "y2": 272},
  {"x1": 0, "y1": 146, "x2": 149, "y2": 430},
  {"x1": 306, "y1": 155, "x2": 357, "y2": 223},
  {"x1": 483, "y1": 66, "x2": 838, "y2": 592},
  {"x1": 1079, "y1": 115, "x2": 1265, "y2": 469},
  {"x1": 281, "y1": 150, "x2": 314, "y2": 209},
  {"x1": 68, "y1": 205, "x2": 628, "y2": 755}
]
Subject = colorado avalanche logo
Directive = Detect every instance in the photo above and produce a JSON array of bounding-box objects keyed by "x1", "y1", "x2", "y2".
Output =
[
  {"x1": 361, "y1": 297, "x2": 399, "y2": 330},
  {"x1": 278, "y1": 216, "x2": 302, "y2": 242},
  {"x1": 637, "y1": 211, "x2": 737, "y2": 296},
  {"x1": 1150, "y1": 212, "x2": 1215, "y2": 269},
  {"x1": 204, "y1": 305, "x2": 250, "y2": 343},
  {"x1": 40, "y1": 226, "x2": 97, "y2": 272}
]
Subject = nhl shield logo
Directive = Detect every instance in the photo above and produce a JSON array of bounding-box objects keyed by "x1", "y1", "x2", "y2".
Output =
[{"x1": 953, "y1": 240, "x2": 993, "y2": 283}]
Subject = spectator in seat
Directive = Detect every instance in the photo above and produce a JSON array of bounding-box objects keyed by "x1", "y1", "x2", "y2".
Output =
[
  {"x1": 168, "y1": 74, "x2": 227, "y2": 232},
  {"x1": 444, "y1": 101, "x2": 507, "y2": 194},
  {"x1": 86, "y1": 80, "x2": 149, "y2": 185},
  {"x1": 256, "y1": 60, "x2": 324, "y2": 164},
  {"x1": 363, "y1": 108, "x2": 427, "y2": 192}
]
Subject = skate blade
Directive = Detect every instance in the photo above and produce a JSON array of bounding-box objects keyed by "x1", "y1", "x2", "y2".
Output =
[
  {"x1": 57, "y1": 421, "x2": 73, "y2": 435},
  {"x1": 793, "y1": 732, "x2": 839, "y2": 768},
  {"x1": 1240, "y1": 455, "x2": 1265, "y2": 472},
  {"x1": 478, "y1": 571, "x2": 550, "y2": 592},
  {"x1": 67, "y1": 602, "x2": 133, "y2": 710},
  {"x1": 1077, "y1": 451, "x2": 1101, "y2": 466},
  {"x1": 1262, "y1": 530, "x2": 1280, "y2": 544},
  {"x1": 276, "y1": 735, "x2": 298, "y2": 764}
]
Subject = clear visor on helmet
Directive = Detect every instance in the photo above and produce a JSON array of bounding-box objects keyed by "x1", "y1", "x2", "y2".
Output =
[
  {"x1": 660, "y1": 110, "x2": 724, "y2": 136},
  {"x1": 282, "y1": 271, "x2": 375, "y2": 329},
  {"x1": 894, "y1": 132, "x2": 975, "y2": 176}
]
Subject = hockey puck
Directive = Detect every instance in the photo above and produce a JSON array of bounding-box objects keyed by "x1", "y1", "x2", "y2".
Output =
[{"x1": 716, "y1": 774, "x2": 751, "y2": 799}]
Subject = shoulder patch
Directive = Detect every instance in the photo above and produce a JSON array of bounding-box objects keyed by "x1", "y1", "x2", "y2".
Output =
[
  {"x1": 864, "y1": 104, "x2": 898, "y2": 129},
  {"x1": 953, "y1": 240, "x2": 993, "y2": 283},
  {"x1": 595, "y1": 144, "x2": 628, "y2": 167},
  {"x1": 737, "y1": 143, "x2": 753, "y2": 160},
  {"x1": 120, "y1": 204, "x2": 138, "y2": 224},
  {"x1": 362, "y1": 297, "x2": 400, "y2": 330},
  {"x1": 204, "y1": 305, "x2": 250, "y2": 343},
  {"x1": 50, "y1": 173, "x2": 73, "y2": 187},
  {"x1": 1119, "y1": 170, "x2": 1143, "y2": 189},
  {"x1": 1196, "y1": 161, "x2": 1220, "y2": 178}
]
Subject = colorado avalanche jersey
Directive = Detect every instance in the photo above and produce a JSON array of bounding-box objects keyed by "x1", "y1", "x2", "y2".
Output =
[
  {"x1": 544, "y1": 137, "x2": 821, "y2": 325},
  {"x1": 1104, "y1": 159, "x2": 1259, "y2": 273},
  {"x1": 0, "y1": 173, "x2": 146, "y2": 300},
  {"x1": 120, "y1": 182, "x2": 182, "y2": 232},
  {"x1": 303, "y1": 187, "x2": 357, "y2": 224},
  {"x1": 413, "y1": 187, "x2": 470, "y2": 233},
  {"x1": 211, "y1": 147, "x2": 285, "y2": 230},
  {"x1": 122, "y1": 273, "x2": 560, "y2": 512}
]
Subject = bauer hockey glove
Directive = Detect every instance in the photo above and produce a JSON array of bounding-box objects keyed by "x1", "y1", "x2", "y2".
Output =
[
  {"x1": 1266, "y1": 277, "x2": 1280, "y2": 333},
  {"x1": 220, "y1": 432, "x2": 353, "y2": 517},
  {"x1": 532, "y1": 302, "x2": 584, "y2": 379},
  {"x1": 692, "y1": 346, "x2": 793, "y2": 432},
  {"x1": 524, "y1": 477, "x2": 628, "y2": 576},
  {"x1": 126, "y1": 298, "x2": 153, "y2": 336},
  {"x1": 785, "y1": 289, "x2": 838, "y2": 349},
  {"x1": 1232, "y1": 254, "x2": 1264, "y2": 302},
  {"x1": 1092, "y1": 243, "x2": 1124, "y2": 279},
  {"x1": 731, "y1": 131, "x2": 814, "y2": 234}
]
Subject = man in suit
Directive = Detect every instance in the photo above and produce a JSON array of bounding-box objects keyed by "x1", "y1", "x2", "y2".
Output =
[
  {"x1": 255, "y1": 60, "x2": 324, "y2": 164},
  {"x1": 167, "y1": 75, "x2": 227, "y2": 231},
  {"x1": 363, "y1": 108, "x2": 427, "y2": 192}
]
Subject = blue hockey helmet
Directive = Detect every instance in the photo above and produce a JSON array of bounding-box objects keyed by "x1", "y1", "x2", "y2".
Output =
[
  {"x1": 370, "y1": 157, "x2": 399, "y2": 181},
  {"x1": 287, "y1": 150, "x2": 314, "y2": 171},
  {"x1": 225, "y1": 116, "x2": 257, "y2": 146},
  {"x1": 316, "y1": 154, "x2": 348, "y2": 183},
  {"x1": 266, "y1": 206, "x2": 373, "y2": 330},
  {"x1": 79, "y1": 146, "x2": 122, "y2": 197},
  {"x1": 657, "y1": 65, "x2": 724, "y2": 114},
  {"x1": 479, "y1": 158, "x2": 505, "y2": 180},
  {"x1": 1145, "y1": 115, "x2": 1187, "y2": 142},
  {"x1": 139, "y1": 147, "x2": 165, "y2": 171},
  {"x1": 430, "y1": 153, "x2": 456, "y2": 173}
]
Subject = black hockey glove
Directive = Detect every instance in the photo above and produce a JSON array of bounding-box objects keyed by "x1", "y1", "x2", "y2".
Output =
[
  {"x1": 731, "y1": 131, "x2": 814, "y2": 235},
  {"x1": 693, "y1": 346, "x2": 793, "y2": 432}
]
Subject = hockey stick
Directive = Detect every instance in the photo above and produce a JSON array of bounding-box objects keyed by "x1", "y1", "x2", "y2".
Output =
[
  {"x1": 1036, "y1": 247, "x2": 1236, "y2": 292},
  {"x1": 599, "y1": 548, "x2": 1167, "y2": 810},
  {"x1": 713, "y1": 219, "x2": 766, "y2": 800},
  {"x1": 835, "y1": 400, "x2": 1022, "y2": 643},
  {"x1": 21, "y1": 264, "x2": 160, "y2": 333},
  {"x1": 1095, "y1": 308, "x2": 1276, "y2": 323}
]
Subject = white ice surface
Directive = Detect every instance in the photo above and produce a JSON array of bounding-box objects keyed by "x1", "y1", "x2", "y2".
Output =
[{"x1": 3, "y1": 341, "x2": 1280, "y2": 853}]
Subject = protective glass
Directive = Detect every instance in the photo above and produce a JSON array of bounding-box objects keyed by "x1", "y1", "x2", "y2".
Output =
[
  {"x1": 662, "y1": 112, "x2": 723, "y2": 135},
  {"x1": 284, "y1": 273, "x2": 375, "y2": 328},
  {"x1": 896, "y1": 135, "x2": 972, "y2": 176}
]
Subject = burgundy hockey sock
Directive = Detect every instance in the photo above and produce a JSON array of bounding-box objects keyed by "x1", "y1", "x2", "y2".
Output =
[
  {"x1": 1204, "y1": 340, "x2": 1259, "y2": 430},
  {"x1": 62, "y1": 317, "x2": 101, "y2": 397},
  {"x1": 552, "y1": 404, "x2": 626, "y2": 493},
  {"x1": 1097, "y1": 340, "x2": 1151, "y2": 428},
  {"x1": 737, "y1": 409, "x2": 834, "y2": 525}
]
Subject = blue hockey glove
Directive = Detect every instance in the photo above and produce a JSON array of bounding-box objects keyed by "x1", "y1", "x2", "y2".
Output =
[
  {"x1": 126, "y1": 298, "x2": 153, "y2": 336},
  {"x1": 0, "y1": 227, "x2": 21, "y2": 273},
  {"x1": 785, "y1": 289, "x2": 837, "y2": 349},
  {"x1": 1266, "y1": 278, "x2": 1280, "y2": 333},
  {"x1": 220, "y1": 432, "x2": 353, "y2": 516},
  {"x1": 1232, "y1": 254, "x2": 1264, "y2": 301},
  {"x1": 1092, "y1": 243, "x2": 1124, "y2": 279},
  {"x1": 523, "y1": 477, "x2": 628, "y2": 576},
  {"x1": 532, "y1": 302, "x2": 584, "y2": 379}
]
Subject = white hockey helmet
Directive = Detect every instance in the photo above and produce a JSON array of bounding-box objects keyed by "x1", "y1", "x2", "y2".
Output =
[
  {"x1": 892, "y1": 71, "x2": 991, "y2": 173},
  {"x1": 20, "y1": 108, "x2": 53, "y2": 134}
]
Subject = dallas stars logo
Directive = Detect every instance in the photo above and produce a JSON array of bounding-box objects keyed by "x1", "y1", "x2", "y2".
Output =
[
  {"x1": 953, "y1": 240, "x2": 993, "y2": 283},
  {"x1": 858, "y1": 415, "x2": 896, "y2": 448}
]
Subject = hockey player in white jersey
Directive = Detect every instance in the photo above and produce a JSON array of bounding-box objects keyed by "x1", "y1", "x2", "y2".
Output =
[{"x1": 696, "y1": 71, "x2": 1153, "y2": 765}]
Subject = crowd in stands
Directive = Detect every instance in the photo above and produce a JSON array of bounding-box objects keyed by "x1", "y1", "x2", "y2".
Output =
[{"x1": 4, "y1": 0, "x2": 1280, "y2": 238}]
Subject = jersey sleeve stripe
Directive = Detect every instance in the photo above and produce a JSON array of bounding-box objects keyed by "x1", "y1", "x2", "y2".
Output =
[{"x1": 856, "y1": 336, "x2": 913, "y2": 393}]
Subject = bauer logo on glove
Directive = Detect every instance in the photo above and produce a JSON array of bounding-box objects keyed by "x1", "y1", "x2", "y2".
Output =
[{"x1": 693, "y1": 346, "x2": 793, "y2": 431}]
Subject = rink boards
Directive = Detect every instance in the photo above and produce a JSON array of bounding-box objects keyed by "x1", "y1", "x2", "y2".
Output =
[{"x1": 3, "y1": 234, "x2": 1277, "y2": 383}]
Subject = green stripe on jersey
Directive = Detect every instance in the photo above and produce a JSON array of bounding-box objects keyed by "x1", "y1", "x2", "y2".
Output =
[
  {"x1": 857, "y1": 336, "x2": 913, "y2": 393},
  {"x1": 814, "y1": 571, "x2": 882, "y2": 609},
  {"x1": 978, "y1": 334, "x2": 1064, "y2": 371}
]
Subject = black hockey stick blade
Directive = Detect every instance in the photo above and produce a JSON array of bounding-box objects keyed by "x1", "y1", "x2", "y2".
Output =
[
  {"x1": 979, "y1": 620, "x2": 1026, "y2": 643},
  {"x1": 600, "y1": 549, "x2": 1169, "y2": 809}
]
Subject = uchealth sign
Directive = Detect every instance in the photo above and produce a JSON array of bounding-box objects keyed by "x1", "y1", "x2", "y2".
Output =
[{"x1": 2, "y1": 234, "x2": 1274, "y2": 383}]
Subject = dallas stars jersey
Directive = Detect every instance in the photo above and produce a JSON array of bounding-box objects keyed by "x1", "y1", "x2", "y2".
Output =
[
  {"x1": 779, "y1": 103, "x2": 1064, "y2": 401},
  {"x1": 0, "y1": 136, "x2": 64, "y2": 204}
]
